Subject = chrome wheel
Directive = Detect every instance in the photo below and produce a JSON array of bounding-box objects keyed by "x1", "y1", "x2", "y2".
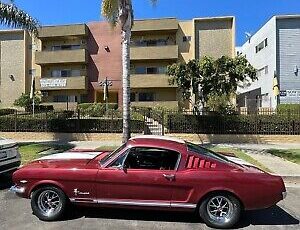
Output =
[
  {"x1": 206, "y1": 196, "x2": 234, "y2": 225},
  {"x1": 37, "y1": 190, "x2": 62, "y2": 217}
]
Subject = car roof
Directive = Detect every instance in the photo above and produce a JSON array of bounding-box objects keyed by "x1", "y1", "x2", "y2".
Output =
[
  {"x1": 128, "y1": 135, "x2": 186, "y2": 152},
  {"x1": 130, "y1": 135, "x2": 185, "y2": 144}
]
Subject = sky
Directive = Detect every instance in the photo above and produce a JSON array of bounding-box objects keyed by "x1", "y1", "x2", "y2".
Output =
[{"x1": 6, "y1": 0, "x2": 300, "y2": 46}]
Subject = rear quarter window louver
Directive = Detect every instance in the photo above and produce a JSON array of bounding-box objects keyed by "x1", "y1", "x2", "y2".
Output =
[{"x1": 186, "y1": 155, "x2": 216, "y2": 169}]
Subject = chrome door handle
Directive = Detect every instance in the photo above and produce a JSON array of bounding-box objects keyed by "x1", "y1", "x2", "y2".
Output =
[{"x1": 163, "y1": 174, "x2": 175, "y2": 181}]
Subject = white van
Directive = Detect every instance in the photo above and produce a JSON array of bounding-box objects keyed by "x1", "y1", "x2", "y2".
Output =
[{"x1": 0, "y1": 138, "x2": 21, "y2": 175}]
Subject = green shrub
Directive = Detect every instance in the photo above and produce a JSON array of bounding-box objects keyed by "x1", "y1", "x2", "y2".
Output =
[
  {"x1": 78, "y1": 103, "x2": 118, "y2": 117},
  {"x1": 14, "y1": 93, "x2": 41, "y2": 111},
  {"x1": 277, "y1": 104, "x2": 300, "y2": 114}
]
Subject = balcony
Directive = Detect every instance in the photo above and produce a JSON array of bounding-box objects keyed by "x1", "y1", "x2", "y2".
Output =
[
  {"x1": 130, "y1": 45, "x2": 178, "y2": 61},
  {"x1": 131, "y1": 74, "x2": 176, "y2": 88},
  {"x1": 132, "y1": 18, "x2": 178, "y2": 33},
  {"x1": 36, "y1": 76, "x2": 87, "y2": 91},
  {"x1": 38, "y1": 24, "x2": 88, "y2": 39},
  {"x1": 35, "y1": 49, "x2": 88, "y2": 65}
]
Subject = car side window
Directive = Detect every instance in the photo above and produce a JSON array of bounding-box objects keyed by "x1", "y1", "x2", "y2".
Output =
[{"x1": 123, "y1": 147, "x2": 180, "y2": 170}]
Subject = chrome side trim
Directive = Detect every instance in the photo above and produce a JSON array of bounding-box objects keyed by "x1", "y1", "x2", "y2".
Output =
[
  {"x1": 171, "y1": 203, "x2": 197, "y2": 209},
  {"x1": 97, "y1": 199, "x2": 171, "y2": 207},
  {"x1": 70, "y1": 198, "x2": 97, "y2": 204},
  {"x1": 70, "y1": 198, "x2": 196, "y2": 209}
]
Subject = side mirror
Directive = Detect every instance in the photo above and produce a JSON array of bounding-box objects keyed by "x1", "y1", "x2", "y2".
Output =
[{"x1": 116, "y1": 165, "x2": 124, "y2": 170}]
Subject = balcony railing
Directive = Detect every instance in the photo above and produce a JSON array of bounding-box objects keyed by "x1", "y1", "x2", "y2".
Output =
[
  {"x1": 38, "y1": 24, "x2": 88, "y2": 39},
  {"x1": 132, "y1": 18, "x2": 178, "y2": 33},
  {"x1": 35, "y1": 49, "x2": 88, "y2": 65},
  {"x1": 131, "y1": 74, "x2": 176, "y2": 88},
  {"x1": 130, "y1": 45, "x2": 178, "y2": 61}
]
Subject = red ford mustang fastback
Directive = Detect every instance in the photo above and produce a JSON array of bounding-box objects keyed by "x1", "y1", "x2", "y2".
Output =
[{"x1": 11, "y1": 136, "x2": 286, "y2": 229}]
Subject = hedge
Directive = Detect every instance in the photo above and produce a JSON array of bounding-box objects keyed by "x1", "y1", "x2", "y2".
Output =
[
  {"x1": 166, "y1": 114, "x2": 300, "y2": 134},
  {"x1": 0, "y1": 116, "x2": 143, "y2": 133},
  {"x1": 78, "y1": 103, "x2": 118, "y2": 117}
]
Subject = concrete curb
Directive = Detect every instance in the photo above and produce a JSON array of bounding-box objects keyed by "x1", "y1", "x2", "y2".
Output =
[{"x1": 280, "y1": 175, "x2": 300, "y2": 184}]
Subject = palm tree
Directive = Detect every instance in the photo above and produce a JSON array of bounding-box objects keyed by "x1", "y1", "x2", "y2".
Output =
[
  {"x1": 0, "y1": 1, "x2": 39, "y2": 34},
  {"x1": 102, "y1": 0, "x2": 157, "y2": 143}
]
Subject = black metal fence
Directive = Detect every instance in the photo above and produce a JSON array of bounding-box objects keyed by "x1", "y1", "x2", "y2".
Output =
[
  {"x1": 0, "y1": 108, "x2": 300, "y2": 135},
  {"x1": 0, "y1": 110, "x2": 144, "y2": 133}
]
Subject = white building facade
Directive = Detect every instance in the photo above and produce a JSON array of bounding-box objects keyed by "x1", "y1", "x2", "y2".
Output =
[{"x1": 237, "y1": 15, "x2": 300, "y2": 109}]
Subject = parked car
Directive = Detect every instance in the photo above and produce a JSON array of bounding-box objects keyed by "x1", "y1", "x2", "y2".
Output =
[
  {"x1": 0, "y1": 138, "x2": 21, "y2": 175},
  {"x1": 10, "y1": 136, "x2": 286, "y2": 229}
]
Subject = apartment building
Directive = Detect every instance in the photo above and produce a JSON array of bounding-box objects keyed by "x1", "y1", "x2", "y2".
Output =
[
  {"x1": 0, "y1": 16, "x2": 235, "y2": 109},
  {"x1": 0, "y1": 30, "x2": 34, "y2": 107},
  {"x1": 237, "y1": 15, "x2": 300, "y2": 109},
  {"x1": 129, "y1": 16, "x2": 235, "y2": 108},
  {"x1": 34, "y1": 24, "x2": 89, "y2": 109}
]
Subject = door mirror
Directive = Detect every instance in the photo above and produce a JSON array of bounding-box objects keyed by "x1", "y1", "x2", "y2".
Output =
[{"x1": 116, "y1": 165, "x2": 124, "y2": 170}]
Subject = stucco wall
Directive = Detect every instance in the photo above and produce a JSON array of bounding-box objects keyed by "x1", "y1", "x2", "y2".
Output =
[
  {"x1": 0, "y1": 31, "x2": 26, "y2": 107},
  {"x1": 194, "y1": 17, "x2": 234, "y2": 59},
  {"x1": 1, "y1": 132, "x2": 299, "y2": 144},
  {"x1": 87, "y1": 22, "x2": 122, "y2": 105}
]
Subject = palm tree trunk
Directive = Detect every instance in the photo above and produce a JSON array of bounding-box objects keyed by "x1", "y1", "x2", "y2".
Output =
[{"x1": 121, "y1": 26, "x2": 131, "y2": 143}]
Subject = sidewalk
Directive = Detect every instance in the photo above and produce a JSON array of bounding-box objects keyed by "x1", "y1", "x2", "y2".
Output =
[{"x1": 217, "y1": 143, "x2": 300, "y2": 185}]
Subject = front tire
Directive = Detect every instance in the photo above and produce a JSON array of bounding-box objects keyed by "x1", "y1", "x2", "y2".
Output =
[
  {"x1": 31, "y1": 186, "x2": 67, "y2": 221},
  {"x1": 199, "y1": 193, "x2": 241, "y2": 229}
]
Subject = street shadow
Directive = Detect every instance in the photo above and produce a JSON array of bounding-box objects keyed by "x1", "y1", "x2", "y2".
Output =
[
  {"x1": 0, "y1": 173, "x2": 13, "y2": 190},
  {"x1": 62, "y1": 205, "x2": 299, "y2": 228},
  {"x1": 237, "y1": 206, "x2": 299, "y2": 228}
]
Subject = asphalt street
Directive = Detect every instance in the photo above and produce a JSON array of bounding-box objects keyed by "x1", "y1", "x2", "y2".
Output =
[{"x1": 0, "y1": 175, "x2": 299, "y2": 230}]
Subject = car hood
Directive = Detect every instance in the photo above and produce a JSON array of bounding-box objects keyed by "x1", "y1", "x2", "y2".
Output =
[
  {"x1": 38, "y1": 151, "x2": 101, "y2": 161},
  {"x1": 19, "y1": 151, "x2": 109, "y2": 170},
  {"x1": 0, "y1": 138, "x2": 17, "y2": 149}
]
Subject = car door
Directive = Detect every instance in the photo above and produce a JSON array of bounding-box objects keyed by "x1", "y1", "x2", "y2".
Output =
[{"x1": 95, "y1": 147, "x2": 180, "y2": 207}]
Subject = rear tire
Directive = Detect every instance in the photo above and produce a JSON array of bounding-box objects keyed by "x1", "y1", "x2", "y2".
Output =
[
  {"x1": 31, "y1": 186, "x2": 67, "y2": 221},
  {"x1": 199, "y1": 193, "x2": 241, "y2": 229}
]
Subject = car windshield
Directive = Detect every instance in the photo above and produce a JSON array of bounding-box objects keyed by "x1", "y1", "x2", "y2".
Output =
[
  {"x1": 186, "y1": 142, "x2": 230, "y2": 163},
  {"x1": 99, "y1": 144, "x2": 126, "y2": 165}
]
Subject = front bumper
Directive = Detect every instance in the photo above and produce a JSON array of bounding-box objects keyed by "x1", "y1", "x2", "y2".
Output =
[
  {"x1": 0, "y1": 160, "x2": 21, "y2": 175},
  {"x1": 282, "y1": 191, "x2": 287, "y2": 200},
  {"x1": 9, "y1": 185, "x2": 26, "y2": 196}
]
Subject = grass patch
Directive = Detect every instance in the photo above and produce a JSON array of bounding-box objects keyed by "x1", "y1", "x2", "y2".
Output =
[
  {"x1": 95, "y1": 145, "x2": 118, "y2": 151},
  {"x1": 209, "y1": 146, "x2": 271, "y2": 173},
  {"x1": 266, "y1": 149, "x2": 300, "y2": 164},
  {"x1": 19, "y1": 143, "x2": 73, "y2": 165}
]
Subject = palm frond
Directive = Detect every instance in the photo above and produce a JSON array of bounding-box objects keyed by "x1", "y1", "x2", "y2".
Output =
[
  {"x1": 0, "y1": 2, "x2": 39, "y2": 35},
  {"x1": 101, "y1": 0, "x2": 119, "y2": 26}
]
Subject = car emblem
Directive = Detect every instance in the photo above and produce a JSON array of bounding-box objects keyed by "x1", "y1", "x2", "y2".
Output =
[{"x1": 73, "y1": 188, "x2": 90, "y2": 196}]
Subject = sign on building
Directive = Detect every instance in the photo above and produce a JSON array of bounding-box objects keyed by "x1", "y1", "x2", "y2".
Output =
[{"x1": 40, "y1": 79, "x2": 67, "y2": 88}]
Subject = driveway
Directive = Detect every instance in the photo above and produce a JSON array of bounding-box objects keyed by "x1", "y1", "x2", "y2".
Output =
[{"x1": 0, "y1": 174, "x2": 299, "y2": 230}]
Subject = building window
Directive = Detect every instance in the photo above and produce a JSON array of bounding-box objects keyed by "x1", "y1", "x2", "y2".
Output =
[
  {"x1": 53, "y1": 95, "x2": 77, "y2": 103},
  {"x1": 264, "y1": 65, "x2": 269, "y2": 74},
  {"x1": 183, "y1": 36, "x2": 191, "y2": 42},
  {"x1": 132, "y1": 38, "x2": 175, "y2": 47},
  {"x1": 256, "y1": 66, "x2": 268, "y2": 77},
  {"x1": 51, "y1": 69, "x2": 80, "y2": 78},
  {"x1": 139, "y1": 93, "x2": 155, "y2": 102},
  {"x1": 255, "y1": 38, "x2": 268, "y2": 53},
  {"x1": 130, "y1": 93, "x2": 136, "y2": 102},
  {"x1": 51, "y1": 44, "x2": 81, "y2": 51},
  {"x1": 134, "y1": 66, "x2": 167, "y2": 75},
  {"x1": 135, "y1": 67, "x2": 146, "y2": 74}
]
